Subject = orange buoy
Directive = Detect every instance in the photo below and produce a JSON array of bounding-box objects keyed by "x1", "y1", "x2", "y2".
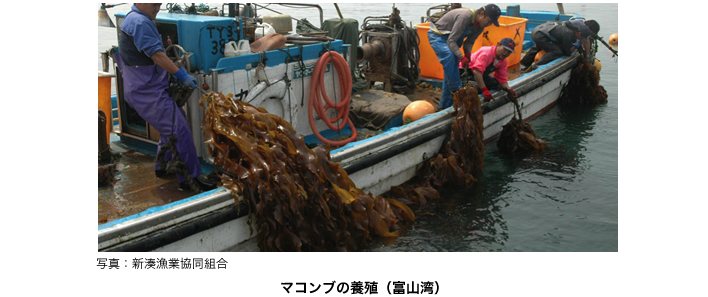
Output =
[
  {"x1": 403, "y1": 100, "x2": 435, "y2": 123},
  {"x1": 593, "y1": 59, "x2": 602, "y2": 72},
  {"x1": 609, "y1": 33, "x2": 618, "y2": 46},
  {"x1": 534, "y1": 50, "x2": 546, "y2": 63}
]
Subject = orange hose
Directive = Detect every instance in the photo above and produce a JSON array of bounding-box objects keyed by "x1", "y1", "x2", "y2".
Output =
[{"x1": 308, "y1": 51, "x2": 357, "y2": 146}]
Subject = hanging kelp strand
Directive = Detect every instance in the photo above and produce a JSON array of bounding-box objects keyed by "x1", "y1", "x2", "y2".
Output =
[
  {"x1": 497, "y1": 94, "x2": 547, "y2": 154},
  {"x1": 391, "y1": 86, "x2": 485, "y2": 205},
  {"x1": 425, "y1": 86, "x2": 486, "y2": 188},
  {"x1": 559, "y1": 61, "x2": 608, "y2": 106},
  {"x1": 200, "y1": 92, "x2": 414, "y2": 251},
  {"x1": 497, "y1": 118, "x2": 547, "y2": 154}
]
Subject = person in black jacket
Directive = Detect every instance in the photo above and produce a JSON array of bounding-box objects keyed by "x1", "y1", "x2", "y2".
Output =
[{"x1": 520, "y1": 21, "x2": 583, "y2": 71}]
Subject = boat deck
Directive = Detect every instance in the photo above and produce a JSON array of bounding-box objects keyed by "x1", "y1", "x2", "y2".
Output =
[{"x1": 98, "y1": 136, "x2": 215, "y2": 225}]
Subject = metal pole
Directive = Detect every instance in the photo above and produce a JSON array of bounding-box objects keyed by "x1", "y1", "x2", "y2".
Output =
[
  {"x1": 557, "y1": 3, "x2": 565, "y2": 14},
  {"x1": 252, "y1": 4, "x2": 300, "y2": 22},
  {"x1": 334, "y1": 3, "x2": 343, "y2": 19},
  {"x1": 595, "y1": 36, "x2": 619, "y2": 56},
  {"x1": 275, "y1": 3, "x2": 324, "y2": 27},
  {"x1": 211, "y1": 69, "x2": 220, "y2": 93}
]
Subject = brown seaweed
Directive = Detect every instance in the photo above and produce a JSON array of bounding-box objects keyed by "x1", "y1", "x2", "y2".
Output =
[
  {"x1": 200, "y1": 92, "x2": 414, "y2": 251},
  {"x1": 420, "y1": 86, "x2": 485, "y2": 188},
  {"x1": 385, "y1": 86, "x2": 486, "y2": 206},
  {"x1": 559, "y1": 61, "x2": 608, "y2": 106},
  {"x1": 496, "y1": 95, "x2": 547, "y2": 155},
  {"x1": 497, "y1": 117, "x2": 547, "y2": 155}
]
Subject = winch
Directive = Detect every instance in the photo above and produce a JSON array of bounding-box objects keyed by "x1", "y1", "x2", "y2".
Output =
[{"x1": 357, "y1": 6, "x2": 420, "y2": 94}]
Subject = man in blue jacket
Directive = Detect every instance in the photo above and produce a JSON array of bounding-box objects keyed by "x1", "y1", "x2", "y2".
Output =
[
  {"x1": 428, "y1": 4, "x2": 501, "y2": 109},
  {"x1": 115, "y1": 3, "x2": 214, "y2": 191}
]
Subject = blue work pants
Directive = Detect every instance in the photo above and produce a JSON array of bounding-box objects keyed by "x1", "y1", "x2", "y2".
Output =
[
  {"x1": 115, "y1": 53, "x2": 202, "y2": 183},
  {"x1": 428, "y1": 30, "x2": 461, "y2": 110}
]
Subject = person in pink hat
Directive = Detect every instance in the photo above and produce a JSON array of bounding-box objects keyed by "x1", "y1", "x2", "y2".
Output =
[{"x1": 461, "y1": 37, "x2": 517, "y2": 101}]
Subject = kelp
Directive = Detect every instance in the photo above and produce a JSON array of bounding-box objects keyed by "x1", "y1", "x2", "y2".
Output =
[
  {"x1": 559, "y1": 61, "x2": 608, "y2": 106},
  {"x1": 200, "y1": 92, "x2": 414, "y2": 252},
  {"x1": 497, "y1": 118, "x2": 547, "y2": 154},
  {"x1": 422, "y1": 86, "x2": 485, "y2": 187},
  {"x1": 385, "y1": 86, "x2": 485, "y2": 205},
  {"x1": 497, "y1": 97, "x2": 547, "y2": 155}
]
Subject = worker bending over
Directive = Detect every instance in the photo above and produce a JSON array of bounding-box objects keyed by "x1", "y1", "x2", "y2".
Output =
[
  {"x1": 428, "y1": 4, "x2": 501, "y2": 109},
  {"x1": 461, "y1": 38, "x2": 517, "y2": 102}
]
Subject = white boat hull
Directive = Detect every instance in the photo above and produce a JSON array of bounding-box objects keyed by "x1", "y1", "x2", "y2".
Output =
[{"x1": 99, "y1": 54, "x2": 580, "y2": 252}]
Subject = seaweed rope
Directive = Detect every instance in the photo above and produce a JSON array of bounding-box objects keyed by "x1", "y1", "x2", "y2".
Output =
[
  {"x1": 496, "y1": 87, "x2": 548, "y2": 154},
  {"x1": 152, "y1": 44, "x2": 201, "y2": 191},
  {"x1": 308, "y1": 45, "x2": 356, "y2": 146},
  {"x1": 156, "y1": 94, "x2": 199, "y2": 192}
]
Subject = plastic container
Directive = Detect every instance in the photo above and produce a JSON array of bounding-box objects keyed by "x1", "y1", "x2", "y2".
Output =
[
  {"x1": 224, "y1": 40, "x2": 251, "y2": 57},
  {"x1": 415, "y1": 16, "x2": 527, "y2": 79},
  {"x1": 470, "y1": 16, "x2": 527, "y2": 66},
  {"x1": 262, "y1": 14, "x2": 292, "y2": 34},
  {"x1": 224, "y1": 41, "x2": 238, "y2": 57},
  {"x1": 415, "y1": 23, "x2": 444, "y2": 80},
  {"x1": 255, "y1": 23, "x2": 276, "y2": 39}
]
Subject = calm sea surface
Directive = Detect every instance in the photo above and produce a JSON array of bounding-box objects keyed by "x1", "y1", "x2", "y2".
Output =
[{"x1": 98, "y1": 3, "x2": 618, "y2": 252}]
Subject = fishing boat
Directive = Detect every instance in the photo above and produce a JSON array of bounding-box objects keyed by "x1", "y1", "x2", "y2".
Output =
[{"x1": 98, "y1": 4, "x2": 594, "y2": 252}]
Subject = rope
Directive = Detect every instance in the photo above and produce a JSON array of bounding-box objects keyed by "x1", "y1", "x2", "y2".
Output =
[
  {"x1": 279, "y1": 46, "x2": 306, "y2": 106},
  {"x1": 327, "y1": 48, "x2": 339, "y2": 136},
  {"x1": 156, "y1": 136, "x2": 200, "y2": 192},
  {"x1": 156, "y1": 87, "x2": 199, "y2": 192},
  {"x1": 297, "y1": 45, "x2": 306, "y2": 106},
  {"x1": 284, "y1": 74, "x2": 293, "y2": 125},
  {"x1": 256, "y1": 52, "x2": 270, "y2": 85}
]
